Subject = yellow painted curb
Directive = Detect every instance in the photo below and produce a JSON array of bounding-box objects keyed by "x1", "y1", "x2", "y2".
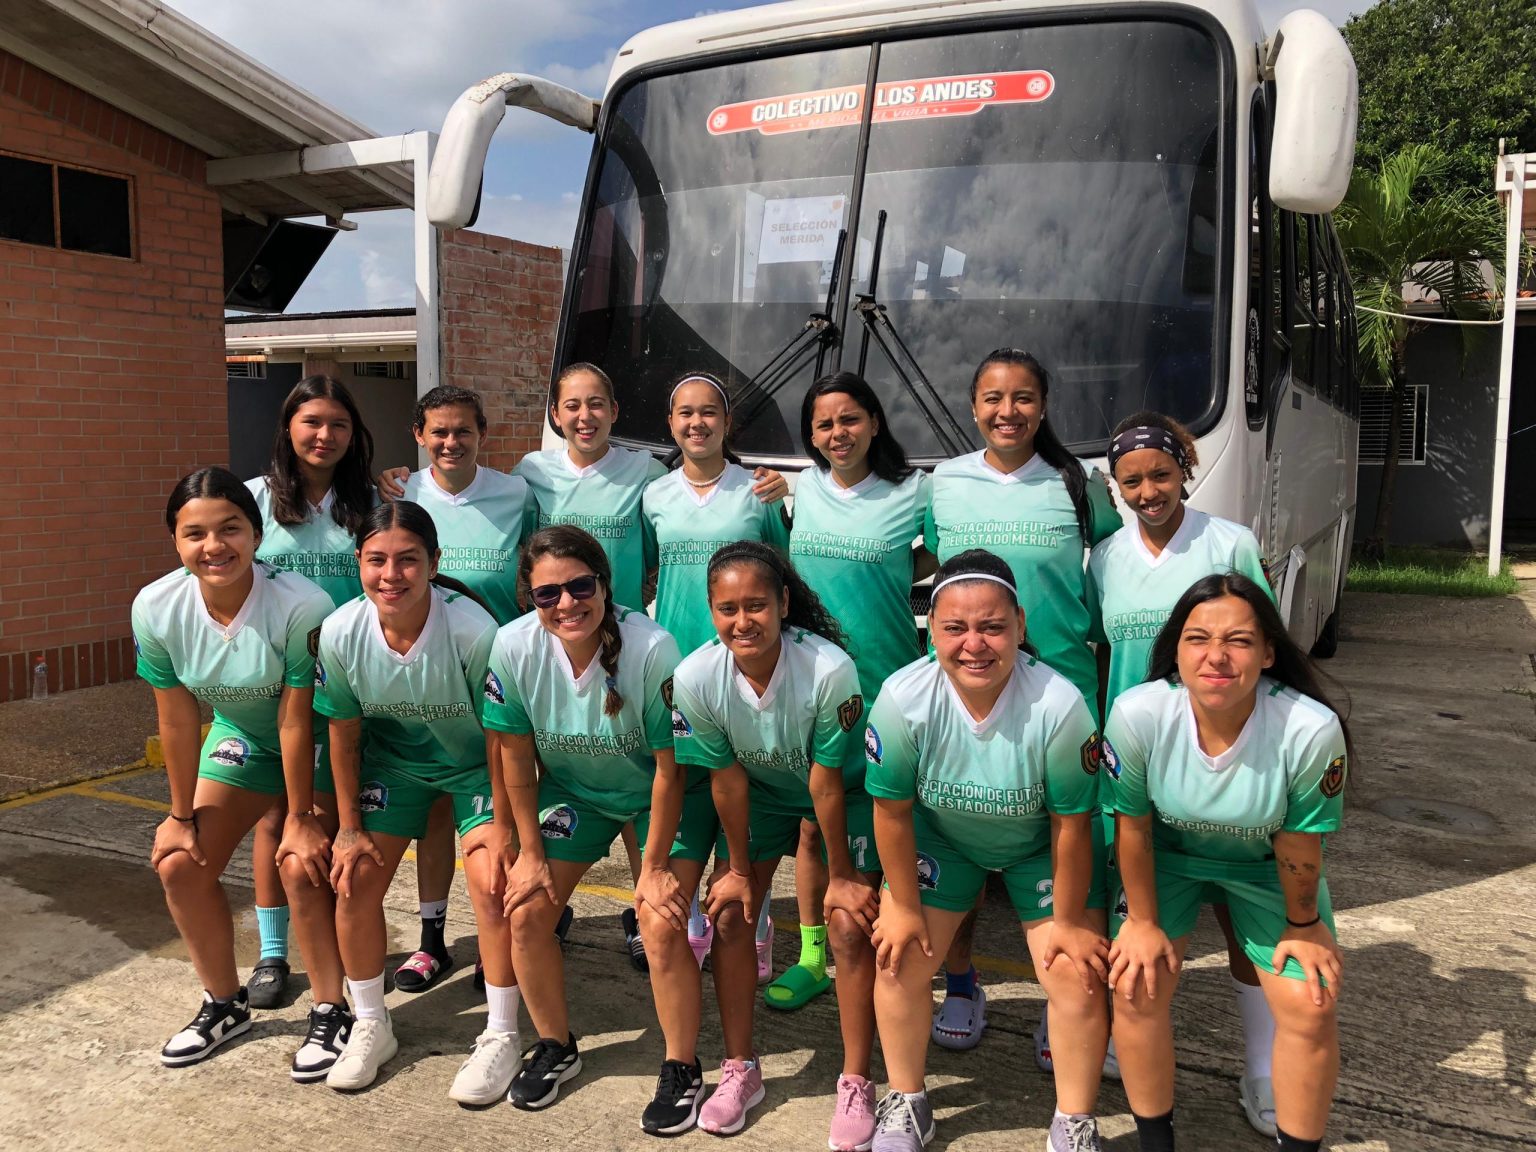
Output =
[{"x1": 144, "y1": 724, "x2": 212, "y2": 769}]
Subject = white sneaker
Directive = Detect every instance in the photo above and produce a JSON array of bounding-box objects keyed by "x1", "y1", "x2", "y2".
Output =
[
  {"x1": 326, "y1": 1013, "x2": 398, "y2": 1091},
  {"x1": 449, "y1": 1028, "x2": 522, "y2": 1105},
  {"x1": 1239, "y1": 1075, "x2": 1278, "y2": 1138}
]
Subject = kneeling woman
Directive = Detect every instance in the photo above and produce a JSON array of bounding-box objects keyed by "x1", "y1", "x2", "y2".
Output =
[
  {"x1": 866, "y1": 550, "x2": 1110, "y2": 1152},
  {"x1": 1105, "y1": 573, "x2": 1349, "y2": 1152},
  {"x1": 135, "y1": 467, "x2": 345, "y2": 1078},
  {"x1": 484, "y1": 525, "x2": 716, "y2": 1132},
  {"x1": 314, "y1": 501, "x2": 515, "y2": 1103}
]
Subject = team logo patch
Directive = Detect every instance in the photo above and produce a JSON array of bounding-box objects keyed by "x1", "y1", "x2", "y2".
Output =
[
  {"x1": 865, "y1": 725, "x2": 883, "y2": 766},
  {"x1": 209, "y1": 737, "x2": 250, "y2": 768},
  {"x1": 915, "y1": 852, "x2": 940, "y2": 891},
  {"x1": 837, "y1": 694, "x2": 863, "y2": 733},
  {"x1": 540, "y1": 804, "x2": 578, "y2": 840},
  {"x1": 1101, "y1": 738, "x2": 1121, "y2": 780},
  {"x1": 307, "y1": 626, "x2": 321, "y2": 659},
  {"x1": 671, "y1": 709, "x2": 693, "y2": 739},
  {"x1": 313, "y1": 658, "x2": 327, "y2": 689},
  {"x1": 1113, "y1": 887, "x2": 1129, "y2": 920},
  {"x1": 484, "y1": 669, "x2": 505, "y2": 705},
  {"x1": 1320, "y1": 755, "x2": 1346, "y2": 798},
  {"x1": 661, "y1": 677, "x2": 674, "y2": 710},
  {"x1": 1080, "y1": 732, "x2": 1103, "y2": 775},
  {"x1": 359, "y1": 781, "x2": 388, "y2": 812}
]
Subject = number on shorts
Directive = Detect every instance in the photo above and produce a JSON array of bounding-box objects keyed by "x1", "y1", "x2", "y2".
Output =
[
  {"x1": 470, "y1": 793, "x2": 491, "y2": 816},
  {"x1": 1037, "y1": 878, "x2": 1055, "y2": 909},
  {"x1": 312, "y1": 744, "x2": 323, "y2": 770},
  {"x1": 850, "y1": 835, "x2": 869, "y2": 871}
]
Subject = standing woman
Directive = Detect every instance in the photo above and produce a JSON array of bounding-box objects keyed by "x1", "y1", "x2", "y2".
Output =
[
  {"x1": 865, "y1": 550, "x2": 1110, "y2": 1152},
  {"x1": 1104, "y1": 573, "x2": 1349, "y2": 1152},
  {"x1": 134, "y1": 468, "x2": 348, "y2": 1079},
  {"x1": 242, "y1": 375, "x2": 375, "y2": 1008},
  {"x1": 314, "y1": 501, "x2": 516, "y2": 1104},
  {"x1": 670, "y1": 543, "x2": 877, "y2": 1142},
  {"x1": 1087, "y1": 412, "x2": 1277, "y2": 1135}
]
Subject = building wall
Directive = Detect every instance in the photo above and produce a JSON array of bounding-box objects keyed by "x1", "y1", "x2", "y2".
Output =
[
  {"x1": 438, "y1": 230, "x2": 563, "y2": 470},
  {"x1": 0, "y1": 53, "x2": 226, "y2": 701}
]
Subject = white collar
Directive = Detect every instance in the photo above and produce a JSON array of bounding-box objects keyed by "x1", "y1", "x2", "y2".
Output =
[
  {"x1": 545, "y1": 626, "x2": 604, "y2": 691},
  {"x1": 1132, "y1": 506, "x2": 1201, "y2": 569},
  {"x1": 943, "y1": 659, "x2": 1020, "y2": 736},
  {"x1": 977, "y1": 451, "x2": 1051, "y2": 486},
  {"x1": 675, "y1": 461, "x2": 742, "y2": 509},
  {"x1": 368, "y1": 589, "x2": 439, "y2": 666},
  {"x1": 562, "y1": 444, "x2": 616, "y2": 479},
  {"x1": 1183, "y1": 689, "x2": 1257, "y2": 772},
  {"x1": 420, "y1": 465, "x2": 485, "y2": 506},
  {"x1": 822, "y1": 467, "x2": 879, "y2": 501},
  {"x1": 732, "y1": 643, "x2": 787, "y2": 712},
  {"x1": 198, "y1": 567, "x2": 261, "y2": 643},
  {"x1": 308, "y1": 488, "x2": 336, "y2": 515}
]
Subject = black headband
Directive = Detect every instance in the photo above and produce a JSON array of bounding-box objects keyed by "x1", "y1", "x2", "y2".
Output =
[{"x1": 1107, "y1": 426, "x2": 1189, "y2": 476}]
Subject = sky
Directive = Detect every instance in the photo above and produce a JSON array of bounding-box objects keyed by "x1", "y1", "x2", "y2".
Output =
[{"x1": 170, "y1": 0, "x2": 1376, "y2": 314}]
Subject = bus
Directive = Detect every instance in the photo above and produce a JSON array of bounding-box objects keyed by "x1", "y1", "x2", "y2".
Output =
[{"x1": 428, "y1": 0, "x2": 1360, "y2": 654}]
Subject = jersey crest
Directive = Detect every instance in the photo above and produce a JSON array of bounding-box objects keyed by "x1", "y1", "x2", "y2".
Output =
[
  {"x1": 671, "y1": 709, "x2": 693, "y2": 739},
  {"x1": 1080, "y1": 733, "x2": 1103, "y2": 775},
  {"x1": 1100, "y1": 737, "x2": 1121, "y2": 780},
  {"x1": 1320, "y1": 754, "x2": 1346, "y2": 798},
  {"x1": 837, "y1": 694, "x2": 863, "y2": 733},
  {"x1": 313, "y1": 659, "x2": 327, "y2": 690},
  {"x1": 483, "y1": 669, "x2": 505, "y2": 706},
  {"x1": 210, "y1": 737, "x2": 250, "y2": 768},
  {"x1": 307, "y1": 626, "x2": 322, "y2": 658},
  {"x1": 359, "y1": 781, "x2": 388, "y2": 812},
  {"x1": 540, "y1": 804, "x2": 578, "y2": 839},
  {"x1": 864, "y1": 725, "x2": 883, "y2": 766},
  {"x1": 661, "y1": 676, "x2": 674, "y2": 710},
  {"x1": 915, "y1": 852, "x2": 940, "y2": 890}
]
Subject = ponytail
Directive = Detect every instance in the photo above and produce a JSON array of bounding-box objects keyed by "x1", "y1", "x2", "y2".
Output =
[
  {"x1": 517, "y1": 525, "x2": 626, "y2": 717},
  {"x1": 706, "y1": 541, "x2": 847, "y2": 651}
]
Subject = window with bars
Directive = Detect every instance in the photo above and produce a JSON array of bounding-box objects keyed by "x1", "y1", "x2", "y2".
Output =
[
  {"x1": 1359, "y1": 386, "x2": 1427, "y2": 465},
  {"x1": 226, "y1": 360, "x2": 268, "y2": 379},
  {"x1": 353, "y1": 361, "x2": 411, "y2": 378}
]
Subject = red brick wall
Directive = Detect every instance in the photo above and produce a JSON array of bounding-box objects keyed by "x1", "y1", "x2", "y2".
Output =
[
  {"x1": 438, "y1": 230, "x2": 562, "y2": 471},
  {"x1": 0, "y1": 52, "x2": 227, "y2": 701}
]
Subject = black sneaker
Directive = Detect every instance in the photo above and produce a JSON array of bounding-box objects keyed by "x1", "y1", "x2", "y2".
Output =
[
  {"x1": 247, "y1": 958, "x2": 290, "y2": 1009},
  {"x1": 621, "y1": 907, "x2": 649, "y2": 972},
  {"x1": 641, "y1": 1058, "x2": 703, "y2": 1136},
  {"x1": 291, "y1": 1002, "x2": 354, "y2": 1083},
  {"x1": 160, "y1": 989, "x2": 251, "y2": 1067},
  {"x1": 557, "y1": 904, "x2": 575, "y2": 944},
  {"x1": 508, "y1": 1033, "x2": 583, "y2": 1110}
]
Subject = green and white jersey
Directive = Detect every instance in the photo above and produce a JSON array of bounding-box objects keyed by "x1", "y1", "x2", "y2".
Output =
[
  {"x1": 790, "y1": 466, "x2": 930, "y2": 699},
  {"x1": 314, "y1": 585, "x2": 497, "y2": 778},
  {"x1": 1087, "y1": 509, "x2": 1270, "y2": 714},
  {"x1": 1104, "y1": 677, "x2": 1347, "y2": 877},
  {"x1": 515, "y1": 445, "x2": 667, "y2": 614},
  {"x1": 403, "y1": 466, "x2": 531, "y2": 626},
  {"x1": 246, "y1": 477, "x2": 366, "y2": 608},
  {"x1": 132, "y1": 561, "x2": 331, "y2": 747},
  {"x1": 864, "y1": 652, "x2": 1099, "y2": 869},
  {"x1": 642, "y1": 463, "x2": 791, "y2": 657},
  {"x1": 671, "y1": 629, "x2": 864, "y2": 814},
  {"x1": 924, "y1": 451, "x2": 1121, "y2": 717},
  {"x1": 481, "y1": 608, "x2": 682, "y2": 818}
]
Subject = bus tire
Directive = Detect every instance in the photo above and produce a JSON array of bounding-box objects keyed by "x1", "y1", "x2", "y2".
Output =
[{"x1": 1311, "y1": 604, "x2": 1340, "y2": 659}]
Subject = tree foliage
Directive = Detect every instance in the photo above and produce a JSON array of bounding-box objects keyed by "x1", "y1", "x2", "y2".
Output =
[{"x1": 1343, "y1": 0, "x2": 1536, "y2": 195}]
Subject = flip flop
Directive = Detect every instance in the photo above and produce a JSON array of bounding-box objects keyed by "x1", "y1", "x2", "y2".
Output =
[
  {"x1": 688, "y1": 915, "x2": 714, "y2": 970},
  {"x1": 932, "y1": 983, "x2": 987, "y2": 1050},
  {"x1": 763, "y1": 962, "x2": 831, "y2": 1011},
  {"x1": 393, "y1": 949, "x2": 453, "y2": 993}
]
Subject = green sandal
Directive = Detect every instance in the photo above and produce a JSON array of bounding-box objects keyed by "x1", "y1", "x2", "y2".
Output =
[{"x1": 762, "y1": 963, "x2": 831, "y2": 1011}]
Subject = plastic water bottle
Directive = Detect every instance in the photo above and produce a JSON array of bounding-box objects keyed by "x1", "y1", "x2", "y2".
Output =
[{"x1": 31, "y1": 658, "x2": 47, "y2": 701}]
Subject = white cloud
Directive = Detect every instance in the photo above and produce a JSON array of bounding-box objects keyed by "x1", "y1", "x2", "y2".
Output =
[{"x1": 541, "y1": 49, "x2": 619, "y2": 98}]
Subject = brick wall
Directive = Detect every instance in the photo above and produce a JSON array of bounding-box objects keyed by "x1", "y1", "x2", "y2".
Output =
[
  {"x1": 0, "y1": 52, "x2": 227, "y2": 701},
  {"x1": 438, "y1": 230, "x2": 562, "y2": 471}
]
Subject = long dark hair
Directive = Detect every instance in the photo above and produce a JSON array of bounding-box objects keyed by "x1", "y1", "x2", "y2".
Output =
[
  {"x1": 266, "y1": 375, "x2": 375, "y2": 533},
  {"x1": 518, "y1": 525, "x2": 625, "y2": 717},
  {"x1": 929, "y1": 548, "x2": 1038, "y2": 658},
  {"x1": 970, "y1": 349, "x2": 1090, "y2": 545},
  {"x1": 706, "y1": 541, "x2": 846, "y2": 651},
  {"x1": 799, "y1": 371, "x2": 915, "y2": 484},
  {"x1": 165, "y1": 466, "x2": 263, "y2": 537},
  {"x1": 1146, "y1": 573, "x2": 1354, "y2": 762},
  {"x1": 354, "y1": 500, "x2": 492, "y2": 616},
  {"x1": 668, "y1": 370, "x2": 742, "y2": 466}
]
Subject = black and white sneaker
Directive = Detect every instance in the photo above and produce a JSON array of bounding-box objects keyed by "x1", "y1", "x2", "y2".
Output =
[
  {"x1": 160, "y1": 989, "x2": 251, "y2": 1067},
  {"x1": 641, "y1": 1058, "x2": 704, "y2": 1136},
  {"x1": 291, "y1": 1002, "x2": 354, "y2": 1083},
  {"x1": 508, "y1": 1033, "x2": 582, "y2": 1110}
]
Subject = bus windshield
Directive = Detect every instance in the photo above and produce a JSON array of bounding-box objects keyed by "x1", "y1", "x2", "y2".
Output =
[{"x1": 562, "y1": 18, "x2": 1226, "y2": 463}]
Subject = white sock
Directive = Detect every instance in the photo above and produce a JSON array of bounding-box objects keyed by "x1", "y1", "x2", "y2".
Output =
[
  {"x1": 420, "y1": 898, "x2": 449, "y2": 921},
  {"x1": 349, "y1": 972, "x2": 388, "y2": 1022},
  {"x1": 485, "y1": 982, "x2": 521, "y2": 1034},
  {"x1": 688, "y1": 892, "x2": 708, "y2": 937},
  {"x1": 755, "y1": 907, "x2": 772, "y2": 943},
  {"x1": 1233, "y1": 976, "x2": 1275, "y2": 1080}
]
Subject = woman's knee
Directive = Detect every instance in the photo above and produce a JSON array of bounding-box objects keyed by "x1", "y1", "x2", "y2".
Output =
[
  {"x1": 1273, "y1": 985, "x2": 1338, "y2": 1046},
  {"x1": 157, "y1": 849, "x2": 215, "y2": 896},
  {"x1": 713, "y1": 900, "x2": 755, "y2": 942},
  {"x1": 508, "y1": 894, "x2": 559, "y2": 939},
  {"x1": 827, "y1": 908, "x2": 871, "y2": 961}
]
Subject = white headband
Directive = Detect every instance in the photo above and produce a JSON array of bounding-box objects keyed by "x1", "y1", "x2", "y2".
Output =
[
  {"x1": 669, "y1": 375, "x2": 730, "y2": 413},
  {"x1": 931, "y1": 572, "x2": 1018, "y2": 601}
]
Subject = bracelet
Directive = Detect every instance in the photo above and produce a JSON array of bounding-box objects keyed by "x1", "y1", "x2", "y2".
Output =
[
  {"x1": 169, "y1": 811, "x2": 196, "y2": 824},
  {"x1": 1286, "y1": 914, "x2": 1321, "y2": 928}
]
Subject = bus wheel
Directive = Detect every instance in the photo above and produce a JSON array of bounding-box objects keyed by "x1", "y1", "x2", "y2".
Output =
[{"x1": 1311, "y1": 605, "x2": 1340, "y2": 659}]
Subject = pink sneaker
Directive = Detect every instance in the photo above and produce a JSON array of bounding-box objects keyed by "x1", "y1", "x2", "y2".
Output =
[
  {"x1": 756, "y1": 916, "x2": 774, "y2": 984},
  {"x1": 698, "y1": 1057, "x2": 765, "y2": 1136},
  {"x1": 689, "y1": 915, "x2": 714, "y2": 969},
  {"x1": 828, "y1": 1073, "x2": 876, "y2": 1151}
]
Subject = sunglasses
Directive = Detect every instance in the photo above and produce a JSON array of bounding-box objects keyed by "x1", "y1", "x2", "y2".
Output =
[{"x1": 529, "y1": 574, "x2": 600, "y2": 610}]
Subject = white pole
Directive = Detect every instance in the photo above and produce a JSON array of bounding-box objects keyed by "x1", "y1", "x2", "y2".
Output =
[
  {"x1": 1488, "y1": 156, "x2": 1524, "y2": 577},
  {"x1": 410, "y1": 130, "x2": 441, "y2": 470}
]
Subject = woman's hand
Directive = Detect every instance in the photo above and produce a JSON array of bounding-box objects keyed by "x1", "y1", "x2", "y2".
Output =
[
  {"x1": 150, "y1": 815, "x2": 204, "y2": 870},
  {"x1": 1107, "y1": 917, "x2": 1179, "y2": 1001},
  {"x1": 635, "y1": 863, "x2": 689, "y2": 930},
  {"x1": 751, "y1": 467, "x2": 788, "y2": 504},
  {"x1": 1272, "y1": 921, "x2": 1342, "y2": 1006},
  {"x1": 872, "y1": 901, "x2": 930, "y2": 976},
  {"x1": 376, "y1": 467, "x2": 411, "y2": 501},
  {"x1": 824, "y1": 875, "x2": 880, "y2": 938},
  {"x1": 502, "y1": 851, "x2": 557, "y2": 916},
  {"x1": 705, "y1": 863, "x2": 755, "y2": 926},
  {"x1": 1041, "y1": 917, "x2": 1110, "y2": 994},
  {"x1": 276, "y1": 812, "x2": 333, "y2": 888},
  {"x1": 329, "y1": 827, "x2": 385, "y2": 898}
]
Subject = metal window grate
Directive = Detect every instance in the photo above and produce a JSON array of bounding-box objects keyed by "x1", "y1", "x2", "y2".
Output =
[
  {"x1": 1359, "y1": 385, "x2": 1427, "y2": 465},
  {"x1": 353, "y1": 361, "x2": 410, "y2": 379},
  {"x1": 225, "y1": 359, "x2": 267, "y2": 379}
]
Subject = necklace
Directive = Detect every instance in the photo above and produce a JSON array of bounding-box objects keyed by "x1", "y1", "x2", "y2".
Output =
[{"x1": 683, "y1": 466, "x2": 727, "y2": 488}]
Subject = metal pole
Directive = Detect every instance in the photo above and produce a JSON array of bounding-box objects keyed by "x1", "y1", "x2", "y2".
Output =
[
  {"x1": 411, "y1": 130, "x2": 441, "y2": 470},
  {"x1": 1488, "y1": 156, "x2": 1524, "y2": 577}
]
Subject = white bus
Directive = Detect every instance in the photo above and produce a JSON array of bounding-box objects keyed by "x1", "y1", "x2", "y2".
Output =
[{"x1": 429, "y1": 0, "x2": 1360, "y2": 654}]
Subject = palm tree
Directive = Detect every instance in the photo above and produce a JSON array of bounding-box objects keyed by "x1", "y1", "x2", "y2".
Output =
[{"x1": 1333, "y1": 144, "x2": 1509, "y2": 559}]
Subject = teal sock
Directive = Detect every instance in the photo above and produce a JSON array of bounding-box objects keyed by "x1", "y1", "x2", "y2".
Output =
[{"x1": 256, "y1": 905, "x2": 289, "y2": 961}]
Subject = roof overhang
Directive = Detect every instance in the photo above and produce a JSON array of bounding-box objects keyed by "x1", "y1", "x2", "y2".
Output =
[{"x1": 0, "y1": 0, "x2": 413, "y2": 223}]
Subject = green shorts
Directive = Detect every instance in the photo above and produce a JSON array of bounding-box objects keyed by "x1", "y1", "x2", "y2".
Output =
[
  {"x1": 198, "y1": 715, "x2": 334, "y2": 797},
  {"x1": 355, "y1": 761, "x2": 492, "y2": 840},
  {"x1": 1108, "y1": 857, "x2": 1335, "y2": 982},
  {"x1": 909, "y1": 816, "x2": 1108, "y2": 922},
  {"x1": 537, "y1": 773, "x2": 717, "y2": 864},
  {"x1": 714, "y1": 786, "x2": 879, "y2": 870},
  {"x1": 822, "y1": 788, "x2": 880, "y2": 875}
]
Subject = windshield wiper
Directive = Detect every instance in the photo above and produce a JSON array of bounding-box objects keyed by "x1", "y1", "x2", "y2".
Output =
[{"x1": 854, "y1": 209, "x2": 973, "y2": 458}]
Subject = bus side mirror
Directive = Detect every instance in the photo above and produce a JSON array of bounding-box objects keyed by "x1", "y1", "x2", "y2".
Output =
[
  {"x1": 428, "y1": 73, "x2": 601, "y2": 230},
  {"x1": 1266, "y1": 9, "x2": 1357, "y2": 214}
]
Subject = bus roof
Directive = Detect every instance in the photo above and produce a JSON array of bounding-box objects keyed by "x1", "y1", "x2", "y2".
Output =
[{"x1": 608, "y1": 0, "x2": 1268, "y2": 92}]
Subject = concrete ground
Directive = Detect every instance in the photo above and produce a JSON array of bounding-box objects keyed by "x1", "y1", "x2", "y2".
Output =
[{"x1": 1, "y1": 587, "x2": 1534, "y2": 1152}]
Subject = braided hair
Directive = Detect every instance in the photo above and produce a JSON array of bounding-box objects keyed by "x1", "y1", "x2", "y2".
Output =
[
  {"x1": 518, "y1": 525, "x2": 625, "y2": 717},
  {"x1": 706, "y1": 541, "x2": 846, "y2": 651}
]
